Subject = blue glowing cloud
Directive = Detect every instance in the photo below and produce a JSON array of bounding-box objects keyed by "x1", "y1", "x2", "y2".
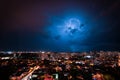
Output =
[{"x1": 44, "y1": 13, "x2": 92, "y2": 51}]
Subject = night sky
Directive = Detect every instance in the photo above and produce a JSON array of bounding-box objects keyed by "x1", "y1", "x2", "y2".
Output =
[{"x1": 0, "y1": 0, "x2": 120, "y2": 52}]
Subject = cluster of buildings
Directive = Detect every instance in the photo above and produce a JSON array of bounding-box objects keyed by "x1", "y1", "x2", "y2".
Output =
[
  {"x1": 0, "y1": 51, "x2": 120, "y2": 67},
  {"x1": 0, "y1": 51, "x2": 120, "y2": 80}
]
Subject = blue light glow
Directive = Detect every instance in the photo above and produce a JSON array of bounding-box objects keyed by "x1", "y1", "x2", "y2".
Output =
[
  {"x1": 45, "y1": 13, "x2": 91, "y2": 51},
  {"x1": 48, "y1": 16, "x2": 88, "y2": 41}
]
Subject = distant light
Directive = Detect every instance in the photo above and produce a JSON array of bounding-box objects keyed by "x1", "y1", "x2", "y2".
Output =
[
  {"x1": 84, "y1": 55, "x2": 92, "y2": 58},
  {"x1": 53, "y1": 74, "x2": 58, "y2": 79},
  {"x1": 7, "y1": 51, "x2": 12, "y2": 54},
  {"x1": 1, "y1": 57, "x2": 10, "y2": 60},
  {"x1": 58, "y1": 60, "x2": 61, "y2": 62},
  {"x1": 32, "y1": 75, "x2": 38, "y2": 78},
  {"x1": 65, "y1": 58, "x2": 69, "y2": 60},
  {"x1": 41, "y1": 51, "x2": 45, "y2": 53},
  {"x1": 75, "y1": 61, "x2": 85, "y2": 64},
  {"x1": 90, "y1": 63, "x2": 94, "y2": 66}
]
